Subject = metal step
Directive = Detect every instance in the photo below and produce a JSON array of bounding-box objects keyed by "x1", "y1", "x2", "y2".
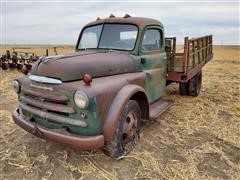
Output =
[{"x1": 149, "y1": 99, "x2": 173, "y2": 120}]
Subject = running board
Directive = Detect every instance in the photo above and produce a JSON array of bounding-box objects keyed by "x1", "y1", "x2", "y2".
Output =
[{"x1": 149, "y1": 99, "x2": 173, "y2": 120}]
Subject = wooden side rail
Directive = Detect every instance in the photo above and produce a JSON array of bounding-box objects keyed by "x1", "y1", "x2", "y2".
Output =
[{"x1": 166, "y1": 35, "x2": 213, "y2": 74}]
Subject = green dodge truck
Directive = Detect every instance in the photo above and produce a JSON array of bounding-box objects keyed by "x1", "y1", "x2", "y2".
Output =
[{"x1": 12, "y1": 14, "x2": 213, "y2": 158}]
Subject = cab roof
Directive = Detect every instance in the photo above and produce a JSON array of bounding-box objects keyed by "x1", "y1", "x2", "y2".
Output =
[{"x1": 85, "y1": 17, "x2": 163, "y2": 29}]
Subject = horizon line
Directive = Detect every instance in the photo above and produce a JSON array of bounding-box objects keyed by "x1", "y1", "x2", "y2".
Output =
[{"x1": 1, "y1": 43, "x2": 240, "y2": 46}]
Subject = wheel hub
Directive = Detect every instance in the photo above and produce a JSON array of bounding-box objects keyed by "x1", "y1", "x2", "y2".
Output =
[{"x1": 122, "y1": 111, "x2": 137, "y2": 146}]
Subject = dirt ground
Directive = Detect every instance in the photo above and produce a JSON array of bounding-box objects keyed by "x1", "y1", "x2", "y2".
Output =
[{"x1": 0, "y1": 46, "x2": 239, "y2": 180}]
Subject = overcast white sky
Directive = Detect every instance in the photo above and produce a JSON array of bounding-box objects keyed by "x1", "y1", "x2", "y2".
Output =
[{"x1": 1, "y1": 0, "x2": 239, "y2": 45}]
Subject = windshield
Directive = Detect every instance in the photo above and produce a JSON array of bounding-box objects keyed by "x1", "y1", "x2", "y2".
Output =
[{"x1": 78, "y1": 24, "x2": 138, "y2": 51}]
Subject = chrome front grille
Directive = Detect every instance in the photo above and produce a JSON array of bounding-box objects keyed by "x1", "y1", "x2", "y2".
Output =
[
  {"x1": 19, "y1": 88, "x2": 87, "y2": 127},
  {"x1": 20, "y1": 95, "x2": 74, "y2": 114},
  {"x1": 19, "y1": 103, "x2": 87, "y2": 127},
  {"x1": 22, "y1": 88, "x2": 68, "y2": 102}
]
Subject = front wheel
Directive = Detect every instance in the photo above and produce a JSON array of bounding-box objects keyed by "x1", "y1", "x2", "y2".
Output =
[{"x1": 104, "y1": 100, "x2": 141, "y2": 158}]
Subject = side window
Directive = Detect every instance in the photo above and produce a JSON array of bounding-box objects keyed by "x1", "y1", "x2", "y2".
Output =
[{"x1": 142, "y1": 29, "x2": 162, "y2": 51}]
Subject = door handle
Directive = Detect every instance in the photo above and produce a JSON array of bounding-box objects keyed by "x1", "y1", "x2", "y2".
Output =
[{"x1": 141, "y1": 57, "x2": 146, "y2": 64}]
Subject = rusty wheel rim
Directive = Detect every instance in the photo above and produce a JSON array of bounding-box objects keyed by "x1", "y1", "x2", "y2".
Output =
[{"x1": 121, "y1": 111, "x2": 138, "y2": 150}]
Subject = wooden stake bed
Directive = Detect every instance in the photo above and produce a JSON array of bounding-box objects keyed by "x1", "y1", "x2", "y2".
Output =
[{"x1": 165, "y1": 35, "x2": 213, "y2": 83}]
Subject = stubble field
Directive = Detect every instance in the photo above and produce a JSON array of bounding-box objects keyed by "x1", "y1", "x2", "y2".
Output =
[{"x1": 0, "y1": 45, "x2": 239, "y2": 179}]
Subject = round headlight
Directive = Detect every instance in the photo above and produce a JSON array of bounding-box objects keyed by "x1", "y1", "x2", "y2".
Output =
[
  {"x1": 12, "y1": 80, "x2": 20, "y2": 93},
  {"x1": 74, "y1": 91, "x2": 89, "y2": 109}
]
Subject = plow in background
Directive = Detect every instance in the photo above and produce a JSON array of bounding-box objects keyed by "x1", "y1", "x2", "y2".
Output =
[{"x1": 0, "y1": 46, "x2": 66, "y2": 71}]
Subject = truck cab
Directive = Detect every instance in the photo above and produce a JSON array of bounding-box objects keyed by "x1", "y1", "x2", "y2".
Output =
[
  {"x1": 76, "y1": 16, "x2": 168, "y2": 102},
  {"x1": 12, "y1": 15, "x2": 213, "y2": 158}
]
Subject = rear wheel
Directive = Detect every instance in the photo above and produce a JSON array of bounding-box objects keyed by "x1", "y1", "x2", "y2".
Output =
[
  {"x1": 188, "y1": 71, "x2": 202, "y2": 97},
  {"x1": 104, "y1": 100, "x2": 141, "y2": 158},
  {"x1": 179, "y1": 82, "x2": 189, "y2": 95}
]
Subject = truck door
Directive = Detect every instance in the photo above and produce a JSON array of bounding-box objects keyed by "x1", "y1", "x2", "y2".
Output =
[{"x1": 140, "y1": 27, "x2": 167, "y2": 103}]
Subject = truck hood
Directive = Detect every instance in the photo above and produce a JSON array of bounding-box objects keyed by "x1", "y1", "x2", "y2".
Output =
[{"x1": 30, "y1": 50, "x2": 136, "y2": 82}]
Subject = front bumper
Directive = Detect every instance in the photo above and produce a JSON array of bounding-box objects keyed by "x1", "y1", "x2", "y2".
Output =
[{"x1": 12, "y1": 109, "x2": 104, "y2": 150}]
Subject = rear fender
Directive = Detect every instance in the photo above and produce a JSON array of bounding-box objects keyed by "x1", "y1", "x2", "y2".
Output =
[{"x1": 102, "y1": 84, "x2": 149, "y2": 141}]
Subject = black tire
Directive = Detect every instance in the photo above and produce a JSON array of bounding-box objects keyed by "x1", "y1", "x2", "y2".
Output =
[
  {"x1": 26, "y1": 64, "x2": 32, "y2": 71},
  {"x1": 9, "y1": 63, "x2": 16, "y2": 69},
  {"x1": 179, "y1": 82, "x2": 189, "y2": 95},
  {"x1": 104, "y1": 100, "x2": 141, "y2": 158},
  {"x1": 17, "y1": 64, "x2": 23, "y2": 71},
  {"x1": 188, "y1": 71, "x2": 202, "y2": 97},
  {"x1": 2, "y1": 63, "x2": 8, "y2": 70}
]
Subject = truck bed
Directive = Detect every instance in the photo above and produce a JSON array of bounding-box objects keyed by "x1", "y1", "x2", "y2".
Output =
[{"x1": 165, "y1": 35, "x2": 213, "y2": 83}]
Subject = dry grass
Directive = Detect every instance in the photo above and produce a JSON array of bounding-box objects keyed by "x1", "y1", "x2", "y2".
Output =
[
  {"x1": 0, "y1": 45, "x2": 74, "y2": 57},
  {"x1": 0, "y1": 45, "x2": 239, "y2": 179}
]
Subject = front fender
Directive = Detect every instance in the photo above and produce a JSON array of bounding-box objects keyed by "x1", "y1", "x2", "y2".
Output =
[{"x1": 102, "y1": 84, "x2": 148, "y2": 141}]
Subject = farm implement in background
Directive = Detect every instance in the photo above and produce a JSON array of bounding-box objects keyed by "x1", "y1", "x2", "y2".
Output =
[
  {"x1": 0, "y1": 46, "x2": 66, "y2": 71},
  {"x1": 0, "y1": 48, "x2": 38, "y2": 71}
]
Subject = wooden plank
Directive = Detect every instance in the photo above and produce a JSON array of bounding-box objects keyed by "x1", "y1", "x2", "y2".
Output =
[
  {"x1": 202, "y1": 38, "x2": 204, "y2": 62},
  {"x1": 192, "y1": 40, "x2": 195, "y2": 68},
  {"x1": 197, "y1": 39, "x2": 200, "y2": 64},
  {"x1": 171, "y1": 37, "x2": 176, "y2": 72},
  {"x1": 183, "y1": 37, "x2": 189, "y2": 74},
  {"x1": 165, "y1": 37, "x2": 177, "y2": 72}
]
